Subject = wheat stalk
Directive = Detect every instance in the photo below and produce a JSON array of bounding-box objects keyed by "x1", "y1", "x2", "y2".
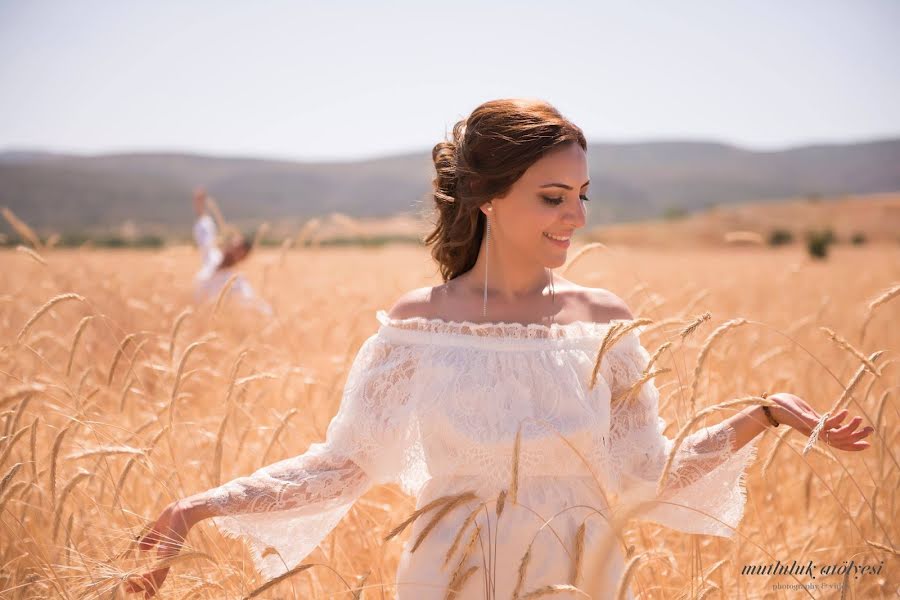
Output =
[
  {"x1": 113, "y1": 456, "x2": 138, "y2": 507},
  {"x1": 444, "y1": 523, "x2": 481, "y2": 599},
  {"x1": 679, "y1": 311, "x2": 711, "y2": 339},
  {"x1": 107, "y1": 332, "x2": 138, "y2": 387},
  {"x1": 9, "y1": 394, "x2": 30, "y2": 437},
  {"x1": 614, "y1": 549, "x2": 672, "y2": 600},
  {"x1": 444, "y1": 503, "x2": 482, "y2": 569},
  {"x1": 561, "y1": 242, "x2": 608, "y2": 275},
  {"x1": 2, "y1": 207, "x2": 42, "y2": 249},
  {"x1": 860, "y1": 282, "x2": 899, "y2": 342},
  {"x1": 864, "y1": 539, "x2": 899, "y2": 556},
  {"x1": 0, "y1": 462, "x2": 22, "y2": 497},
  {"x1": 240, "y1": 563, "x2": 315, "y2": 599},
  {"x1": 589, "y1": 319, "x2": 654, "y2": 391},
  {"x1": 212, "y1": 274, "x2": 240, "y2": 316},
  {"x1": 830, "y1": 351, "x2": 885, "y2": 414},
  {"x1": 0, "y1": 480, "x2": 27, "y2": 514},
  {"x1": 820, "y1": 326, "x2": 881, "y2": 376},
  {"x1": 512, "y1": 543, "x2": 532, "y2": 599},
  {"x1": 611, "y1": 367, "x2": 672, "y2": 408},
  {"x1": 411, "y1": 491, "x2": 478, "y2": 552},
  {"x1": 66, "y1": 315, "x2": 93, "y2": 377},
  {"x1": 761, "y1": 426, "x2": 792, "y2": 478},
  {"x1": 0, "y1": 426, "x2": 29, "y2": 470},
  {"x1": 0, "y1": 383, "x2": 46, "y2": 410},
  {"x1": 212, "y1": 409, "x2": 230, "y2": 487},
  {"x1": 510, "y1": 423, "x2": 522, "y2": 505},
  {"x1": 385, "y1": 493, "x2": 471, "y2": 542},
  {"x1": 16, "y1": 293, "x2": 86, "y2": 344},
  {"x1": 751, "y1": 344, "x2": 789, "y2": 369},
  {"x1": 260, "y1": 408, "x2": 298, "y2": 466},
  {"x1": 589, "y1": 323, "x2": 625, "y2": 390},
  {"x1": 118, "y1": 377, "x2": 135, "y2": 413},
  {"x1": 49, "y1": 424, "x2": 72, "y2": 510},
  {"x1": 171, "y1": 340, "x2": 208, "y2": 404},
  {"x1": 569, "y1": 521, "x2": 586, "y2": 585},
  {"x1": 168, "y1": 308, "x2": 193, "y2": 362},
  {"x1": 16, "y1": 245, "x2": 47, "y2": 266},
  {"x1": 64, "y1": 445, "x2": 145, "y2": 460},
  {"x1": 687, "y1": 318, "x2": 748, "y2": 412},
  {"x1": 52, "y1": 469, "x2": 90, "y2": 539},
  {"x1": 646, "y1": 341, "x2": 672, "y2": 372},
  {"x1": 28, "y1": 417, "x2": 39, "y2": 481}
]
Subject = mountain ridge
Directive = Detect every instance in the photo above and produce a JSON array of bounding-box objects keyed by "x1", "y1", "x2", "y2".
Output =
[{"x1": 1, "y1": 138, "x2": 898, "y2": 235}]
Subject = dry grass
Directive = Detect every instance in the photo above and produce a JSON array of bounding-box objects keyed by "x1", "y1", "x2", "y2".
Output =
[{"x1": 0, "y1": 238, "x2": 897, "y2": 599}]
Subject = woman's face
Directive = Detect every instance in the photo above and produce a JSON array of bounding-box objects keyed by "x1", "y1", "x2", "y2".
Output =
[{"x1": 485, "y1": 141, "x2": 590, "y2": 269}]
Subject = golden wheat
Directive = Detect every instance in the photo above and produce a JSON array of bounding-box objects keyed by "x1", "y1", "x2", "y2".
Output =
[{"x1": 1, "y1": 234, "x2": 896, "y2": 598}]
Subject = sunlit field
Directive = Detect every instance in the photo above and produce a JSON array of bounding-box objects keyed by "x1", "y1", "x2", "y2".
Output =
[{"x1": 1, "y1": 240, "x2": 897, "y2": 599}]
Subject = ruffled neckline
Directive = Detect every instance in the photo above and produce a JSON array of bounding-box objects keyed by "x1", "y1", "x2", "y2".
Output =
[{"x1": 374, "y1": 309, "x2": 643, "y2": 351}]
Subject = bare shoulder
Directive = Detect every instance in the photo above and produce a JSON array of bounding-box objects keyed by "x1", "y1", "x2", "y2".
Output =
[
  {"x1": 386, "y1": 285, "x2": 445, "y2": 320},
  {"x1": 574, "y1": 285, "x2": 635, "y2": 323}
]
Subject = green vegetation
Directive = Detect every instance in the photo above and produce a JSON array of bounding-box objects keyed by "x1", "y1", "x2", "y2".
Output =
[
  {"x1": 298, "y1": 234, "x2": 424, "y2": 248},
  {"x1": 0, "y1": 233, "x2": 165, "y2": 248},
  {"x1": 767, "y1": 228, "x2": 794, "y2": 246},
  {"x1": 805, "y1": 228, "x2": 836, "y2": 259},
  {"x1": 662, "y1": 205, "x2": 688, "y2": 220}
]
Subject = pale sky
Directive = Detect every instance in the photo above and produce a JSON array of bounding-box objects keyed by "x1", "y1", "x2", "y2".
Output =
[{"x1": 1, "y1": 0, "x2": 898, "y2": 162}]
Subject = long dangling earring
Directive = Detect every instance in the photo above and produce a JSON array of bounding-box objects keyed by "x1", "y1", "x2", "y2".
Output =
[{"x1": 483, "y1": 206, "x2": 492, "y2": 318}]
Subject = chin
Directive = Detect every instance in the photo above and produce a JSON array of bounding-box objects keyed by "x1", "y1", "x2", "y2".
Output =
[{"x1": 541, "y1": 253, "x2": 568, "y2": 269}]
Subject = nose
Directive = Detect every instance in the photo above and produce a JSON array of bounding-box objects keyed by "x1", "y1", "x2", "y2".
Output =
[{"x1": 563, "y1": 197, "x2": 587, "y2": 229}]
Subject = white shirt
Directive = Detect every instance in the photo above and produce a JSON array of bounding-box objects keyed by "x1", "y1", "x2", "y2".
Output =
[{"x1": 206, "y1": 310, "x2": 759, "y2": 598}]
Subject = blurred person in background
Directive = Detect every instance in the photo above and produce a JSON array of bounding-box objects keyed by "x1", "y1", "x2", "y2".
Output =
[{"x1": 192, "y1": 187, "x2": 272, "y2": 315}]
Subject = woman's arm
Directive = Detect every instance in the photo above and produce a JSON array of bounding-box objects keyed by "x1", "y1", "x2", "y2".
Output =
[
  {"x1": 178, "y1": 454, "x2": 368, "y2": 526},
  {"x1": 127, "y1": 449, "x2": 373, "y2": 597},
  {"x1": 728, "y1": 393, "x2": 873, "y2": 452},
  {"x1": 126, "y1": 332, "x2": 420, "y2": 597}
]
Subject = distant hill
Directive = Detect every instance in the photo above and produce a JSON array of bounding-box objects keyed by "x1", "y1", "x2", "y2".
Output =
[
  {"x1": 1, "y1": 139, "x2": 898, "y2": 236},
  {"x1": 587, "y1": 192, "x2": 900, "y2": 247}
]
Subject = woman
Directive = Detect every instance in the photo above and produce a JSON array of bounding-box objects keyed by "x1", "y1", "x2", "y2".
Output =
[
  {"x1": 128, "y1": 99, "x2": 873, "y2": 599},
  {"x1": 192, "y1": 188, "x2": 271, "y2": 315}
]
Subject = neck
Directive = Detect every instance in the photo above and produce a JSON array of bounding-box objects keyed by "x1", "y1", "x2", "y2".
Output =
[{"x1": 468, "y1": 234, "x2": 552, "y2": 304}]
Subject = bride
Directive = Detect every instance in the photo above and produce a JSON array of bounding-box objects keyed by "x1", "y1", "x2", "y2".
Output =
[{"x1": 126, "y1": 98, "x2": 873, "y2": 599}]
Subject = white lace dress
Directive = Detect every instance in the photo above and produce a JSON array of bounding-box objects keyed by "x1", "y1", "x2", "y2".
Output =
[
  {"x1": 192, "y1": 214, "x2": 271, "y2": 315},
  {"x1": 206, "y1": 310, "x2": 760, "y2": 599}
]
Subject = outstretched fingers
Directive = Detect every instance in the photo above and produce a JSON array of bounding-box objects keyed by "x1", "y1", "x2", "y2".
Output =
[
  {"x1": 824, "y1": 409, "x2": 848, "y2": 428},
  {"x1": 823, "y1": 415, "x2": 874, "y2": 451},
  {"x1": 125, "y1": 567, "x2": 170, "y2": 597},
  {"x1": 826, "y1": 416, "x2": 864, "y2": 440}
]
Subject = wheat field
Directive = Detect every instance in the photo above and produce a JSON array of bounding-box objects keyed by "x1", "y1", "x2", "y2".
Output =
[{"x1": 0, "y1": 239, "x2": 898, "y2": 599}]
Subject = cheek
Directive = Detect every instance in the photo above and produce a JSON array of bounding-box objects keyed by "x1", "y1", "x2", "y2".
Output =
[{"x1": 505, "y1": 205, "x2": 558, "y2": 245}]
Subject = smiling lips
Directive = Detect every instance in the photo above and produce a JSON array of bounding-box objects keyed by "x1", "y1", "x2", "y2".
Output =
[{"x1": 543, "y1": 231, "x2": 571, "y2": 247}]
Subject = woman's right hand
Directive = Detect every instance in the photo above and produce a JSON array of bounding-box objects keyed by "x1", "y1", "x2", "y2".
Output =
[{"x1": 124, "y1": 500, "x2": 194, "y2": 598}]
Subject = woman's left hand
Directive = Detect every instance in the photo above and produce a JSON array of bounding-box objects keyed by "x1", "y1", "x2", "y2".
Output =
[{"x1": 767, "y1": 392, "x2": 874, "y2": 451}]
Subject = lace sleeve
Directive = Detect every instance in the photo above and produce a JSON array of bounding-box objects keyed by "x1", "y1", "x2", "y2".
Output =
[
  {"x1": 204, "y1": 332, "x2": 421, "y2": 580},
  {"x1": 603, "y1": 328, "x2": 759, "y2": 538}
]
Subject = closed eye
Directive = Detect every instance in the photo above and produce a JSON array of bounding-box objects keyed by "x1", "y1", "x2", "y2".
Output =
[{"x1": 541, "y1": 195, "x2": 591, "y2": 206}]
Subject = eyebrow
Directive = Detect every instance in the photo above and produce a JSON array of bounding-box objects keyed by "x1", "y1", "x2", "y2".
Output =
[{"x1": 539, "y1": 180, "x2": 590, "y2": 190}]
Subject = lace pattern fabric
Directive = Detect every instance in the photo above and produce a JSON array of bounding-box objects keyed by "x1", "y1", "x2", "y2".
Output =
[
  {"x1": 601, "y1": 333, "x2": 759, "y2": 537},
  {"x1": 202, "y1": 309, "x2": 760, "y2": 593}
]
